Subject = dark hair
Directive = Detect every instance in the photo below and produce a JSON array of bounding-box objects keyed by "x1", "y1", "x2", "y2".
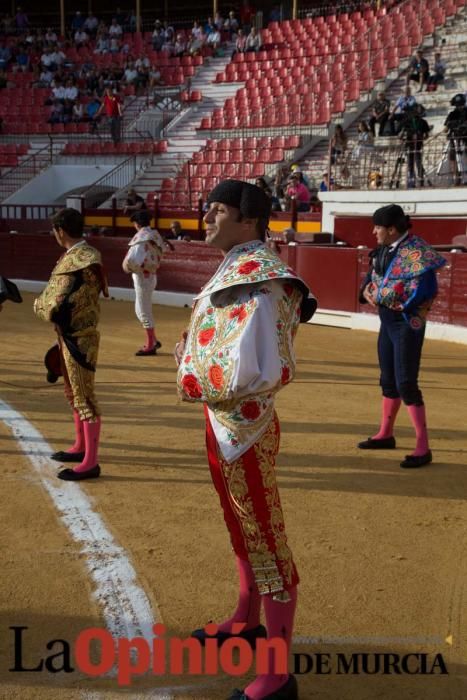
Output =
[
  {"x1": 395, "y1": 215, "x2": 412, "y2": 233},
  {"x1": 236, "y1": 211, "x2": 269, "y2": 241},
  {"x1": 51, "y1": 208, "x2": 84, "y2": 239},
  {"x1": 130, "y1": 210, "x2": 151, "y2": 227}
]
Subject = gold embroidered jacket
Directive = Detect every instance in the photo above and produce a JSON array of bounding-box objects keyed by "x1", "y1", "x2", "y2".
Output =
[{"x1": 34, "y1": 241, "x2": 108, "y2": 371}]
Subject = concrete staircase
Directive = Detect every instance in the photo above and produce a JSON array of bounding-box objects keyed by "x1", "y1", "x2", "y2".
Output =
[{"x1": 127, "y1": 51, "x2": 242, "y2": 200}]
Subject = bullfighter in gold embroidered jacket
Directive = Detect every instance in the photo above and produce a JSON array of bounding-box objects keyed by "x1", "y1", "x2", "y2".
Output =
[
  {"x1": 175, "y1": 180, "x2": 316, "y2": 700},
  {"x1": 34, "y1": 208, "x2": 108, "y2": 481}
]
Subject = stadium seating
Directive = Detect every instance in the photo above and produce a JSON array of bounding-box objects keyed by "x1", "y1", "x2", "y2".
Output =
[{"x1": 204, "y1": 0, "x2": 460, "y2": 131}]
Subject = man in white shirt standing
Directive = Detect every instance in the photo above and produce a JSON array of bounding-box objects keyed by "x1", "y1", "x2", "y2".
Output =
[{"x1": 176, "y1": 179, "x2": 316, "y2": 700}]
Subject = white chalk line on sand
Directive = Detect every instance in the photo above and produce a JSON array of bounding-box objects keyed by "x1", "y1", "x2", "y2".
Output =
[{"x1": 1, "y1": 399, "x2": 223, "y2": 698}]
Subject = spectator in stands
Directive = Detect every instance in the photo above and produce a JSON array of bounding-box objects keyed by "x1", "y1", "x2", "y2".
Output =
[
  {"x1": 187, "y1": 32, "x2": 205, "y2": 57},
  {"x1": 173, "y1": 33, "x2": 187, "y2": 57},
  {"x1": 94, "y1": 31, "x2": 110, "y2": 54},
  {"x1": 427, "y1": 52, "x2": 447, "y2": 90},
  {"x1": 96, "y1": 87, "x2": 122, "y2": 145},
  {"x1": 86, "y1": 96, "x2": 101, "y2": 131},
  {"x1": 443, "y1": 93, "x2": 467, "y2": 185},
  {"x1": 319, "y1": 172, "x2": 333, "y2": 192},
  {"x1": 286, "y1": 172, "x2": 310, "y2": 212},
  {"x1": 206, "y1": 27, "x2": 221, "y2": 52},
  {"x1": 368, "y1": 91, "x2": 391, "y2": 137},
  {"x1": 51, "y1": 79, "x2": 66, "y2": 100},
  {"x1": 224, "y1": 11, "x2": 239, "y2": 38},
  {"x1": 84, "y1": 11, "x2": 99, "y2": 37},
  {"x1": 407, "y1": 49, "x2": 430, "y2": 93},
  {"x1": 48, "y1": 99, "x2": 64, "y2": 124},
  {"x1": 149, "y1": 64, "x2": 163, "y2": 88},
  {"x1": 167, "y1": 221, "x2": 184, "y2": 240},
  {"x1": 245, "y1": 26, "x2": 261, "y2": 52},
  {"x1": 234, "y1": 28, "x2": 247, "y2": 54},
  {"x1": 44, "y1": 27, "x2": 58, "y2": 44},
  {"x1": 72, "y1": 101, "x2": 83, "y2": 122},
  {"x1": 50, "y1": 46, "x2": 66, "y2": 70},
  {"x1": 255, "y1": 176, "x2": 281, "y2": 212},
  {"x1": 123, "y1": 61, "x2": 138, "y2": 86},
  {"x1": 71, "y1": 11, "x2": 84, "y2": 32},
  {"x1": 330, "y1": 124, "x2": 348, "y2": 164},
  {"x1": 213, "y1": 11, "x2": 224, "y2": 30},
  {"x1": 152, "y1": 26, "x2": 164, "y2": 51},
  {"x1": 109, "y1": 36, "x2": 122, "y2": 54},
  {"x1": 15, "y1": 6, "x2": 29, "y2": 32},
  {"x1": 269, "y1": 5, "x2": 281, "y2": 21},
  {"x1": 0, "y1": 42, "x2": 11, "y2": 70},
  {"x1": 109, "y1": 18, "x2": 123, "y2": 39},
  {"x1": 13, "y1": 44, "x2": 30, "y2": 72},
  {"x1": 38, "y1": 67, "x2": 54, "y2": 86},
  {"x1": 64, "y1": 78, "x2": 78, "y2": 102},
  {"x1": 204, "y1": 17, "x2": 215, "y2": 35},
  {"x1": 191, "y1": 20, "x2": 203, "y2": 40},
  {"x1": 123, "y1": 189, "x2": 146, "y2": 215},
  {"x1": 74, "y1": 28, "x2": 89, "y2": 48},
  {"x1": 1, "y1": 14, "x2": 15, "y2": 34},
  {"x1": 352, "y1": 120, "x2": 375, "y2": 159},
  {"x1": 389, "y1": 86, "x2": 417, "y2": 136}
]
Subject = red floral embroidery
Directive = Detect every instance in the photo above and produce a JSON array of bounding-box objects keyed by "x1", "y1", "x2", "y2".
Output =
[
  {"x1": 184, "y1": 355, "x2": 191, "y2": 363},
  {"x1": 208, "y1": 364, "x2": 224, "y2": 390},
  {"x1": 240, "y1": 400, "x2": 261, "y2": 421},
  {"x1": 394, "y1": 281, "x2": 405, "y2": 294},
  {"x1": 229, "y1": 305, "x2": 248, "y2": 323},
  {"x1": 198, "y1": 327, "x2": 215, "y2": 346},
  {"x1": 238, "y1": 260, "x2": 261, "y2": 275},
  {"x1": 281, "y1": 366, "x2": 290, "y2": 384},
  {"x1": 181, "y1": 374, "x2": 203, "y2": 399}
]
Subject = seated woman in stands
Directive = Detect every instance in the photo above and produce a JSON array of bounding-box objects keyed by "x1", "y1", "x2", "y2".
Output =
[
  {"x1": 285, "y1": 172, "x2": 311, "y2": 212},
  {"x1": 352, "y1": 120, "x2": 375, "y2": 160},
  {"x1": 245, "y1": 26, "x2": 262, "y2": 52},
  {"x1": 331, "y1": 124, "x2": 348, "y2": 165},
  {"x1": 234, "y1": 28, "x2": 247, "y2": 54}
]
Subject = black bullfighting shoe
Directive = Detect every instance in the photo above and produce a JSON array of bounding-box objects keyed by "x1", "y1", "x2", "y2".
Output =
[
  {"x1": 227, "y1": 674, "x2": 298, "y2": 700},
  {"x1": 135, "y1": 347, "x2": 157, "y2": 356},
  {"x1": 155, "y1": 340, "x2": 162, "y2": 350},
  {"x1": 51, "y1": 450, "x2": 85, "y2": 462},
  {"x1": 57, "y1": 465, "x2": 101, "y2": 481},
  {"x1": 191, "y1": 623, "x2": 267, "y2": 649},
  {"x1": 400, "y1": 451, "x2": 432, "y2": 469},
  {"x1": 358, "y1": 436, "x2": 396, "y2": 449}
]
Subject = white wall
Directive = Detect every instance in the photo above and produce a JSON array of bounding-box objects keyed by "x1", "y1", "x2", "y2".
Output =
[
  {"x1": 319, "y1": 188, "x2": 467, "y2": 234},
  {"x1": 4, "y1": 165, "x2": 115, "y2": 205}
]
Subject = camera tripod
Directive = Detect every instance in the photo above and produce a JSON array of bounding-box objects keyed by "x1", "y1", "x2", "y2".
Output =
[
  {"x1": 389, "y1": 141, "x2": 432, "y2": 189},
  {"x1": 435, "y1": 136, "x2": 466, "y2": 186}
]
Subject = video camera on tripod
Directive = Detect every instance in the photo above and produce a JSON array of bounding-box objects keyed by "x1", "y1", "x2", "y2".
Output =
[{"x1": 445, "y1": 93, "x2": 467, "y2": 140}]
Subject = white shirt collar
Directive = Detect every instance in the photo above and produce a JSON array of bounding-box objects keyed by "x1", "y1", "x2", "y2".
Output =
[
  {"x1": 66, "y1": 239, "x2": 86, "y2": 254},
  {"x1": 388, "y1": 232, "x2": 408, "y2": 252}
]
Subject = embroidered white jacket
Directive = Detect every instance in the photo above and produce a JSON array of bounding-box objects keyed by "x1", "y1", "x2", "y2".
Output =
[
  {"x1": 123, "y1": 226, "x2": 166, "y2": 275},
  {"x1": 177, "y1": 240, "x2": 310, "y2": 463}
]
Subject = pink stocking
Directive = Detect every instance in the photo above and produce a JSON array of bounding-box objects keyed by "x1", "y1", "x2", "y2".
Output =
[
  {"x1": 144, "y1": 327, "x2": 155, "y2": 350},
  {"x1": 66, "y1": 410, "x2": 85, "y2": 454},
  {"x1": 74, "y1": 417, "x2": 101, "y2": 473},
  {"x1": 372, "y1": 397, "x2": 401, "y2": 440},
  {"x1": 406, "y1": 404, "x2": 429, "y2": 457},
  {"x1": 244, "y1": 586, "x2": 297, "y2": 699},
  {"x1": 217, "y1": 557, "x2": 261, "y2": 633}
]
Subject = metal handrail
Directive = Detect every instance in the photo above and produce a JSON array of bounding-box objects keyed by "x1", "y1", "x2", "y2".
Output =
[
  {"x1": 80, "y1": 155, "x2": 137, "y2": 205},
  {"x1": 0, "y1": 143, "x2": 55, "y2": 201}
]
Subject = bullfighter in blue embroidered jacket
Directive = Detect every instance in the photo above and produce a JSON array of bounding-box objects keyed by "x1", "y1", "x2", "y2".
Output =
[{"x1": 358, "y1": 204, "x2": 446, "y2": 468}]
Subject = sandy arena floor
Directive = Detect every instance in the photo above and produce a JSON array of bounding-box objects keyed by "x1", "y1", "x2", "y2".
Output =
[{"x1": 0, "y1": 293, "x2": 466, "y2": 700}]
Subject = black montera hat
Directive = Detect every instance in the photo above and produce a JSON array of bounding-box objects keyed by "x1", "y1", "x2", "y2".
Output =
[
  {"x1": 207, "y1": 179, "x2": 272, "y2": 220},
  {"x1": 44, "y1": 344, "x2": 62, "y2": 384},
  {"x1": 130, "y1": 210, "x2": 151, "y2": 227},
  {"x1": 0, "y1": 276, "x2": 23, "y2": 304},
  {"x1": 373, "y1": 204, "x2": 411, "y2": 231}
]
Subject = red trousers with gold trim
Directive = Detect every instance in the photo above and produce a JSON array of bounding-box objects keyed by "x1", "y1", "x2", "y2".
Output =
[{"x1": 204, "y1": 405, "x2": 299, "y2": 596}]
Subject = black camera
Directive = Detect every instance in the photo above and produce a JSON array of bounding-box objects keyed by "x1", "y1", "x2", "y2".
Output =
[{"x1": 450, "y1": 93, "x2": 466, "y2": 107}]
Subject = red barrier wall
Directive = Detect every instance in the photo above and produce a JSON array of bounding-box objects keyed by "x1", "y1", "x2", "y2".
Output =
[{"x1": 2, "y1": 233, "x2": 467, "y2": 328}]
